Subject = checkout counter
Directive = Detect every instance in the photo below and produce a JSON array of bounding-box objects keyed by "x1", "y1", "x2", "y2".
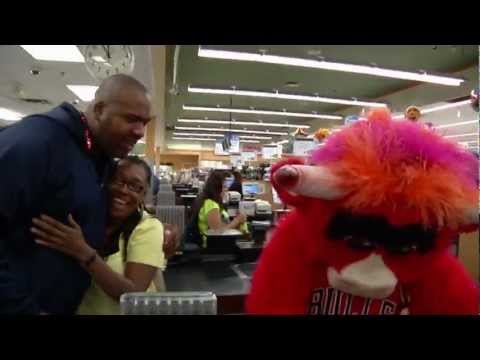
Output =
[
  {"x1": 164, "y1": 227, "x2": 252, "y2": 314},
  {"x1": 163, "y1": 180, "x2": 287, "y2": 314},
  {"x1": 172, "y1": 184, "x2": 198, "y2": 220}
]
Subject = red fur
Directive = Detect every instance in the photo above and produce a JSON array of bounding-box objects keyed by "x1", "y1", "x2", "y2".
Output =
[
  {"x1": 247, "y1": 211, "x2": 316, "y2": 314},
  {"x1": 247, "y1": 207, "x2": 479, "y2": 314}
]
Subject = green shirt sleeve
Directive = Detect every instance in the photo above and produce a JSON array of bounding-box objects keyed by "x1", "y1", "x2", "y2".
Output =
[
  {"x1": 198, "y1": 199, "x2": 223, "y2": 247},
  {"x1": 203, "y1": 199, "x2": 220, "y2": 214}
]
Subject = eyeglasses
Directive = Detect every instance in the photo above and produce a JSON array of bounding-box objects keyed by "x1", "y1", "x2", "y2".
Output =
[{"x1": 110, "y1": 178, "x2": 145, "y2": 194}]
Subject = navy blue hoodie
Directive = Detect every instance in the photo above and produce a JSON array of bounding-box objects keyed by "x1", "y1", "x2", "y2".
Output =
[{"x1": 0, "y1": 102, "x2": 111, "y2": 314}]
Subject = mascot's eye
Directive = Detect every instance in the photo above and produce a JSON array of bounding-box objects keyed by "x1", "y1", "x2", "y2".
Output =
[
  {"x1": 385, "y1": 242, "x2": 419, "y2": 255},
  {"x1": 398, "y1": 244, "x2": 415, "y2": 254},
  {"x1": 344, "y1": 236, "x2": 376, "y2": 250}
]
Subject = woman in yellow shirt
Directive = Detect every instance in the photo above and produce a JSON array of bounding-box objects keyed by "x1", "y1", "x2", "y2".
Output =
[
  {"x1": 192, "y1": 170, "x2": 248, "y2": 248},
  {"x1": 31, "y1": 156, "x2": 165, "y2": 315}
]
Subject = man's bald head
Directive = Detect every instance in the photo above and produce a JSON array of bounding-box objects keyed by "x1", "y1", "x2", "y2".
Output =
[
  {"x1": 94, "y1": 74, "x2": 149, "y2": 104},
  {"x1": 85, "y1": 74, "x2": 153, "y2": 159}
]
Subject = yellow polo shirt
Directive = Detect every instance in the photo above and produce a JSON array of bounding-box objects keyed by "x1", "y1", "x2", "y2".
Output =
[{"x1": 77, "y1": 212, "x2": 165, "y2": 315}]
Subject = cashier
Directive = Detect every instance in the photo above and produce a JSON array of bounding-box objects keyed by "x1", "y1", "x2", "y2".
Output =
[
  {"x1": 191, "y1": 170, "x2": 248, "y2": 248},
  {"x1": 229, "y1": 171, "x2": 244, "y2": 197}
]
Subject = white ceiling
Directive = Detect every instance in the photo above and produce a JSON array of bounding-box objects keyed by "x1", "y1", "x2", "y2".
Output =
[
  {"x1": 0, "y1": 45, "x2": 152, "y2": 126},
  {"x1": 166, "y1": 45, "x2": 478, "y2": 151},
  {"x1": 421, "y1": 102, "x2": 478, "y2": 150},
  {"x1": 168, "y1": 101, "x2": 479, "y2": 152},
  {"x1": 1, "y1": 45, "x2": 478, "y2": 153}
]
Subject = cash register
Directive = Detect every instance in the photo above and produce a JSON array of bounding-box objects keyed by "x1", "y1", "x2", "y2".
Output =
[
  {"x1": 236, "y1": 199, "x2": 273, "y2": 262},
  {"x1": 225, "y1": 191, "x2": 242, "y2": 217}
]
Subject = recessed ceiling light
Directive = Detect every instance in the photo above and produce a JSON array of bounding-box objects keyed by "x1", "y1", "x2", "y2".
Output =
[
  {"x1": 198, "y1": 47, "x2": 464, "y2": 86},
  {"x1": 66, "y1": 85, "x2": 98, "y2": 102},
  {"x1": 178, "y1": 118, "x2": 310, "y2": 129},
  {"x1": 307, "y1": 49, "x2": 322, "y2": 57},
  {"x1": 188, "y1": 86, "x2": 387, "y2": 108},
  {"x1": 0, "y1": 107, "x2": 24, "y2": 121},
  {"x1": 182, "y1": 105, "x2": 342, "y2": 120},
  {"x1": 20, "y1": 45, "x2": 84, "y2": 62},
  {"x1": 284, "y1": 81, "x2": 300, "y2": 88},
  {"x1": 175, "y1": 126, "x2": 287, "y2": 136}
]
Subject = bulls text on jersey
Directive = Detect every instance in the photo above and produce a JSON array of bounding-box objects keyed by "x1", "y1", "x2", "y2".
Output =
[{"x1": 308, "y1": 287, "x2": 409, "y2": 315}]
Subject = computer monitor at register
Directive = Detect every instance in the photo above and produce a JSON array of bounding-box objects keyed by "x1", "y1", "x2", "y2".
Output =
[{"x1": 242, "y1": 182, "x2": 264, "y2": 196}]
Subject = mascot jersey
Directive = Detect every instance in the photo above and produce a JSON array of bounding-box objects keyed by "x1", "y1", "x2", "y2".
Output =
[{"x1": 247, "y1": 109, "x2": 479, "y2": 315}]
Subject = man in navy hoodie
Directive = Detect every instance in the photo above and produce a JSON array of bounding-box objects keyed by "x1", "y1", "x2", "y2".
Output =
[{"x1": 0, "y1": 74, "x2": 152, "y2": 314}]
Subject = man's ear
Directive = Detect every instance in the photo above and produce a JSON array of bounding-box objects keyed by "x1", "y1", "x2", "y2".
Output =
[{"x1": 93, "y1": 101, "x2": 105, "y2": 123}]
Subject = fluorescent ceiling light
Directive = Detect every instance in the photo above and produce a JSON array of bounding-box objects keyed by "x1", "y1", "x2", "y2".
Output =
[
  {"x1": 243, "y1": 135, "x2": 272, "y2": 140},
  {"x1": 188, "y1": 85, "x2": 387, "y2": 108},
  {"x1": 175, "y1": 126, "x2": 288, "y2": 136},
  {"x1": 435, "y1": 120, "x2": 478, "y2": 129},
  {"x1": 392, "y1": 100, "x2": 473, "y2": 119},
  {"x1": 178, "y1": 118, "x2": 310, "y2": 129},
  {"x1": 240, "y1": 135, "x2": 272, "y2": 140},
  {"x1": 173, "y1": 132, "x2": 272, "y2": 140},
  {"x1": 444, "y1": 133, "x2": 478, "y2": 138},
  {"x1": 276, "y1": 140, "x2": 289, "y2": 145},
  {"x1": 198, "y1": 47, "x2": 463, "y2": 86},
  {"x1": 173, "y1": 137, "x2": 259, "y2": 143},
  {"x1": 168, "y1": 144, "x2": 203, "y2": 151},
  {"x1": 66, "y1": 85, "x2": 98, "y2": 102},
  {"x1": 20, "y1": 45, "x2": 84, "y2": 62},
  {"x1": 421, "y1": 100, "x2": 471, "y2": 114},
  {"x1": 173, "y1": 137, "x2": 216, "y2": 141},
  {"x1": 0, "y1": 107, "x2": 24, "y2": 121},
  {"x1": 183, "y1": 105, "x2": 342, "y2": 120},
  {"x1": 459, "y1": 141, "x2": 478, "y2": 145},
  {"x1": 173, "y1": 132, "x2": 223, "y2": 138}
]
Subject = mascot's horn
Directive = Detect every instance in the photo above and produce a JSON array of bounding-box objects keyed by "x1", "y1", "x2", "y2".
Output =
[{"x1": 273, "y1": 164, "x2": 348, "y2": 200}]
